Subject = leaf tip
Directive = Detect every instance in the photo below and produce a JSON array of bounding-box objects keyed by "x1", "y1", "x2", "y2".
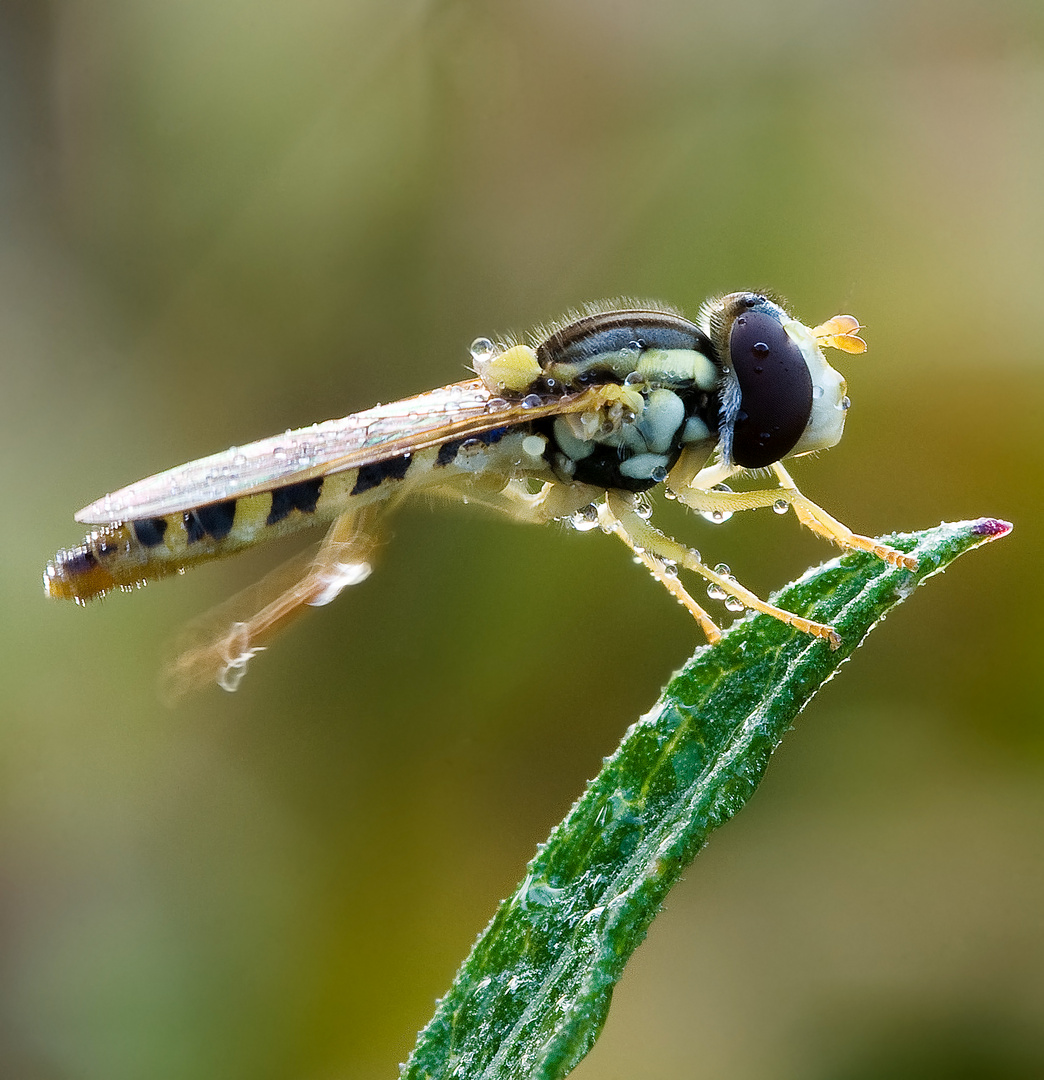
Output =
[{"x1": 970, "y1": 518, "x2": 1013, "y2": 540}]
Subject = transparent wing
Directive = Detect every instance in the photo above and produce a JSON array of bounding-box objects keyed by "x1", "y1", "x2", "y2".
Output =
[{"x1": 76, "y1": 379, "x2": 596, "y2": 524}]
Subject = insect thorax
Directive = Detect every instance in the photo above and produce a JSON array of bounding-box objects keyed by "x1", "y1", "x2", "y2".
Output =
[{"x1": 529, "y1": 310, "x2": 723, "y2": 492}]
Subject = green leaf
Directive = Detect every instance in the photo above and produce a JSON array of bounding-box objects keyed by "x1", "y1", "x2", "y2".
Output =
[{"x1": 401, "y1": 518, "x2": 1011, "y2": 1080}]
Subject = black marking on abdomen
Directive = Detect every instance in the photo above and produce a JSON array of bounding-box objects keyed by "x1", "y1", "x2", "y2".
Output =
[
  {"x1": 434, "y1": 427, "x2": 509, "y2": 467},
  {"x1": 96, "y1": 535, "x2": 121, "y2": 557},
  {"x1": 184, "y1": 500, "x2": 237, "y2": 544},
  {"x1": 60, "y1": 548, "x2": 100, "y2": 575},
  {"x1": 267, "y1": 477, "x2": 324, "y2": 525},
  {"x1": 351, "y1": 453, "x2": 412, "y2": 495},
  {"x1": 133, "y1": 517, "x2": 168, "y2": 548}
]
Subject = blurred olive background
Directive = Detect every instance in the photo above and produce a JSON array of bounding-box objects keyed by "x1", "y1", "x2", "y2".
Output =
[{"x1": 2, "y1": 1, "x2": 1042, "y2": 1078}]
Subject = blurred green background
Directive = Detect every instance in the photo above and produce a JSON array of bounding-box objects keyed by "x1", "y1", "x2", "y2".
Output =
[{"x1": 2, "y1": 1, "x2": 1042, "y2": 1078}]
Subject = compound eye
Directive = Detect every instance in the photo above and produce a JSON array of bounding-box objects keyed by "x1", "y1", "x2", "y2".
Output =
[{"x1": 729, "y1": 310, "x2": 813, "y2": 468}]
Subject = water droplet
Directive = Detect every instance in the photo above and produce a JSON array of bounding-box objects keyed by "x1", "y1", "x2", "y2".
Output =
[
  {"x1": 570, "y1": 504, "x2": 600, "y2": 532},
  {"x1": 707, "y1": 582, "x2": 726, "y2": 600},
  {"x1": 650, "y1": 466, "x2": 668, "y2": 483},
  {"x1": 624, "y1": 371, "x2": 645, "y2": 386},
  {"x1": 813, "y1": 385, "x2": 825, "y2": 399},
  {"x1": 773, "y1": 498, "x2": 789, "y2": 515},
  {"x1": 661, "y1": 560, "x2": 678, "y2": 578},
  {"x1": 663, "y1": 489, "x2": 677, "y2": 500},
  {"x1": 714, "y1": 563, "x2": 731, "y2": 576},
  {"x1": 487, "y1": 397, "x2": 510, "y2": 412},
  {"x1": 522, "y1": 394, "x2": 543, "y2": 409},
  {"x1": 470, "y1": 337, "x2": 495, "y2": 362},
  {"x1": 724, "y1": 595, "x2": 745, "y2": 612},
  {"x1": 700, "y1": 509, "x2": 733, "y2": 524},
  {"x1": 840, "y1": 396, "x2": 851, "y2": 410},
  {"x1": 635, "y1": 499, "x2": 654, "y2": 520},
  {"x1": 752, "y1": 341, "x2": 770, "y2": 356},
  {"x1": 273, "y1": 446, "x2": 288, "y2": 462}
]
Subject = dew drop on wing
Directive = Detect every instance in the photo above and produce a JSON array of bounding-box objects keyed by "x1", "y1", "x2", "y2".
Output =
[
  {"x1": 724, "y1": 595, "x2": 745, "y2": 612},
  {"x1": 707, "y1": 582, "x2": 727, "y2": 601},
  {"x1": 701, "y1": 509, "x2": 733, "y2": 524},
  {"x1": 773, "y1": 498, "x2": 789, "y2": 514}
]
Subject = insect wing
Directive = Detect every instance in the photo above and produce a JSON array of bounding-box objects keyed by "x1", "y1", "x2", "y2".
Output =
[{"x1": 75, "y1": 379, "x2": 595, "y2": 524}]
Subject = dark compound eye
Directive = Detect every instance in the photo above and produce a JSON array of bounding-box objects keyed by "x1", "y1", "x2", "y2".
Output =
[{"x1": 729, "y1": 310, "x2": 813, "y2": 468}]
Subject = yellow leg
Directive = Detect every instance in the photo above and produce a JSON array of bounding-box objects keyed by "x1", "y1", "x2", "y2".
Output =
[
  {"x1": 604, "y1": 491, "x2": 841, "y2": 648},
  {"x1": 669, "y1": 463, "x2": 917, "y2": 570},
  {"x1": 426, "y1": 478, "x2": 728, "y2": 640},
  {"x1": 432, "y1": 479, "x2": 840, "y2": 647},
  {"x1": 598, "y1": 502, "x2": 723, "y2": 643},
  {"x1": 162, "y1": 506, "x2": 383, "y2": 701},
  {"x1": 771, "y1": 462, "x2": 917, "y2": 569}
]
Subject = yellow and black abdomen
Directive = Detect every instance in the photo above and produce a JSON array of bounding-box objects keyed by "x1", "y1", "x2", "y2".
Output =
[
  {"x1": 45, "y1": 472, "x2": 366, "y2": 603},
  {"x1": 44, "y1": 435, "x2": 531, "y2": 603},
  {"x1": 48, "y1": 484, "x2": 293, "y2": 602}
]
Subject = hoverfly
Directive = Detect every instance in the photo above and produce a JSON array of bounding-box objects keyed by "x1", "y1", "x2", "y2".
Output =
[{"x1": 45, "y1": 292, "x2": 915, "y2": 697}]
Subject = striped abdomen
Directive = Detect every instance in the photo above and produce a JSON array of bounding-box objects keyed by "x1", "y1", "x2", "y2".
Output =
[{"x1": 45, "y1": 428, "x2": 528, "y2": 603}]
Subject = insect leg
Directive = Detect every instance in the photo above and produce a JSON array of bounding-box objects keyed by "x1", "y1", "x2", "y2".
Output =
[
  {"x1": 603, "y1": 490, "x2": 841, "y2": 647},
  {"x1": 424, "y1": 475, "x2": 729, "y2": 630},
  {"x1": 770, "y1": 462, "x2": 917, "y2": 569},
  {"x1": 162, "y1": 506, "x2": 382, "y2": 701},
  {"x1": 597, "y1": 502, "x2": 722, "y2": 642},
  {"x1": 668, "y1": 464, "x2": 917, "y2": 570}
]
